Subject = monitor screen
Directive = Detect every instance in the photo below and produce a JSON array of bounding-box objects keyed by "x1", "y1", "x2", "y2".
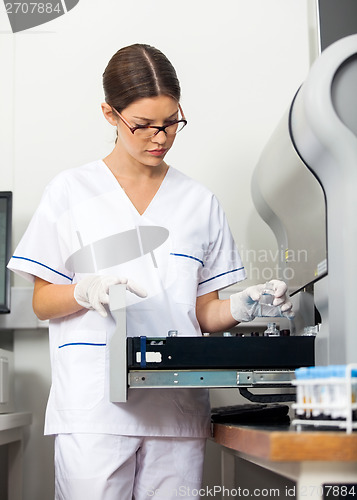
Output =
[{"x1": 0, "y1": 192, "x2": 12, "y2": 313}]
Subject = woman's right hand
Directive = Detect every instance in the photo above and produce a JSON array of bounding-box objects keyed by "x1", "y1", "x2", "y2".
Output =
[
  {"x1": 74, "y1": 275, "x2": 147, "y2": 317},
  {"x1": 33, "y1": 275, "x2": 147, "y2": 321}
]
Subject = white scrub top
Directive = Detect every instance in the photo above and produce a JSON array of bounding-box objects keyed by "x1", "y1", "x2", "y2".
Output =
[{"x1": 8, "y1": 160, "x2": 246, "y2": 437}]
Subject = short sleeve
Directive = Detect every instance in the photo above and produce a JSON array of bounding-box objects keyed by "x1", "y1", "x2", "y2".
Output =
[
  {"x1": 197, "y1": 196, "x2": 246, "y2": 296},
  {"x1": 8, "y1": 180, "x2": 74, "y2": 285}
]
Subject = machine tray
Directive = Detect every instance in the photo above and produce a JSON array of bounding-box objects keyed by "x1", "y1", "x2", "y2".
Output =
[{"x1": 127, "y1": 335, "x2": 315, "y2": 370}]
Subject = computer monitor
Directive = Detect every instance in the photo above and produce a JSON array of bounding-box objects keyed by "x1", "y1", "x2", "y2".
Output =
[{"x1": 0, "y1": 192, "x2": 12, "y2": 313}]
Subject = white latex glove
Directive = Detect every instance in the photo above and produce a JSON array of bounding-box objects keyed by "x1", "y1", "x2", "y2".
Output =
[
  {"x1": 74, "y1": 275, "x2": 147, "y2": 318},
  {"x1": 230, "y1": 279, "x2": 294, "y2": 322}
]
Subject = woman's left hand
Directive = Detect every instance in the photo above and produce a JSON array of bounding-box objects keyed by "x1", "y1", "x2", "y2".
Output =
[{"x1": 230, "y1": 279, "x2": 294, "y2": 322}]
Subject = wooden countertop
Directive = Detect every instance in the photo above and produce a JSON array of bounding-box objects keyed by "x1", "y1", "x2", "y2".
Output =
[{"x1": 213, "y1": 424, "x2": 357, "y2": 462}]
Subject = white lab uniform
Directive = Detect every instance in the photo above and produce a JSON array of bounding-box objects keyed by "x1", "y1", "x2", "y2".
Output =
[{"x1": 8, "y1": 160, "x2": 246, "y2": 498}]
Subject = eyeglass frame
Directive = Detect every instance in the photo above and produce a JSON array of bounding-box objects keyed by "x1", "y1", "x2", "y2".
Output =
[{"x1": 110, "y1": 103, "x2": 187, "y2": 138}]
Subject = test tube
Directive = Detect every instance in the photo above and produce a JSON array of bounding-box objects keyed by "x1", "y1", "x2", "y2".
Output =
[
  {"x1": 263, "y1": 322, "x2": 279, "y2": 337},
  {"x1": 259, "y1": 282, "x2": 275, "y2": 305},
  {"x1": 295, "y1": 367, "x2": 308, "y2": 417}
]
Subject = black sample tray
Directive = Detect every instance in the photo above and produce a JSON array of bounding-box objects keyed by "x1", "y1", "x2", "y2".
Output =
[{"x1": 127, "y1": 335, "x2": 315, "y2": 370}]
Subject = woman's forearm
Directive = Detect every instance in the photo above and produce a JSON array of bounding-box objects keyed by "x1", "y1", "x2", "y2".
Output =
[
  {"x1": 33, "y1": 277, "x2": 83, "y2": 321},
  {"x1": 196, "y1": 291, "x2": 238, "y2": 333}
]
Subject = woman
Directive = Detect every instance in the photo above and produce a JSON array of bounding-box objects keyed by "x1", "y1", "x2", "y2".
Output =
[{"x1": 8, "y1": 44, "x2": 292, "y2": 500}]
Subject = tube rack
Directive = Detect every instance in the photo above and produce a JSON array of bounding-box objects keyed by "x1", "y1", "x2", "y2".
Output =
[{"x1": 292, "y1": 364, "x2": 357, "y2": 434}]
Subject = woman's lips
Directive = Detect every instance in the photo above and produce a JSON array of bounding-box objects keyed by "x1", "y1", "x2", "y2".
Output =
[{"x1": 147, "y1": 148, "x2": 167, "y2": 157}]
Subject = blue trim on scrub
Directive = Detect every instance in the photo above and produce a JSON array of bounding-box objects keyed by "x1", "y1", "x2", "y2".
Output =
[
  {"x1": 11, "y1": 255, "x2": 73, "y2": 282},
  {"x1": 170, "y1": 253, "x2": 204, "y2": 267},
  {"x1": 58, "y1": 343, "x2": 106, "y2": 349},
  {"x1": 198, "y1": 267, "x2": 245, "y2": 286}
]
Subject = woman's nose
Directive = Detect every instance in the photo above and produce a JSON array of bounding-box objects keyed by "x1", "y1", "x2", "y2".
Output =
[{"x1": 152, "y1": 130, "x2": 167, "y2": 144}]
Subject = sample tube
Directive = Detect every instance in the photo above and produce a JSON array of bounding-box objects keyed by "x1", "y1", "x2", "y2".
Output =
[
  {"x1": 263, "y1": 322, "x2": 279, "y2": 336},
  {"x1": 259, "y1": 282, "x2": 275, "y2": 306}
]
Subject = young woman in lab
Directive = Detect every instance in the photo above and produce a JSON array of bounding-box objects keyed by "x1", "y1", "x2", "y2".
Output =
[{"x1": 8, "y1": 44, "x2": 293, "y2": 500}]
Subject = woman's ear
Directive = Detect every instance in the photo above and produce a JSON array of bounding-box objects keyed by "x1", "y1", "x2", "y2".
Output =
[{"x1": 101, "y1": 102, "x2": 118, "y2": 126}]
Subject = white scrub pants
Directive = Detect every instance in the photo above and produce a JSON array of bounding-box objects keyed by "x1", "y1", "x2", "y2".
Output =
[{"x1": 54, "y1": 434, "x2": 206, "y2": 500}]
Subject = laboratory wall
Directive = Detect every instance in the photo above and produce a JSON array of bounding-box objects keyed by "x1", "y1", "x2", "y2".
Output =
[{"x1": 0, "y1": 1, "x2": 311, "y2": 499}]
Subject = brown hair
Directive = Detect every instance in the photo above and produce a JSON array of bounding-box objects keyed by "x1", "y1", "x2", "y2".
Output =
[{"x1": 102, "y1": 44, "x2": 181, "y2": 112}]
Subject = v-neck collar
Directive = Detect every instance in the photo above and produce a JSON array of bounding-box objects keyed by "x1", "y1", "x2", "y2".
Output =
[{"x1": 99, "y1": 159, "x2": 171, "y2": 217}]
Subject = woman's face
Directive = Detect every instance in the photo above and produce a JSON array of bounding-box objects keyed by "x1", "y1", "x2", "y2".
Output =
[{"x1": 113, "y1": 95, "x2": 180, "y2": 169}]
